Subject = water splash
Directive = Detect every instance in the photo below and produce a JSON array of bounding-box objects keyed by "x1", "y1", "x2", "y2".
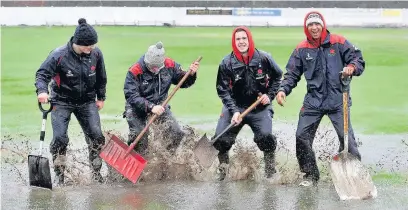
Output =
[{"x1": 1, "y1": 120, "x2": 407, "y2": 188}]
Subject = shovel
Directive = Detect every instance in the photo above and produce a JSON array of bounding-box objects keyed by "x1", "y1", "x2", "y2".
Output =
[
  {"x1": 193, "y1": 93, "x2": 264, "y2": 168},
  {"x1": 100, "y1": 56, "x2": 203, "y2": 184},
  {"x1": 28, "y1": 101, "x2": 53, "y2": 190},
  {"x1": 329, "y1": 73, "x2": 377, "y2": 200}
]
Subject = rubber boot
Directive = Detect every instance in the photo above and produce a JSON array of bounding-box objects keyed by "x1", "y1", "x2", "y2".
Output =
[
  {"x1": 90, "y1": 157, "x2": 103, "y2": 183},
  {"x1": 53, "y1": 154, "x2": 66, "y2": 186},
  {"x1": 217, "y1": 152, "x2": 229, "y2": 181},
  {"x1": 264, "y1": 151, "x2": 277, "y2": 178},
  {"x1": 88, "y1": 142, "x2": 104, "y2": 184}
]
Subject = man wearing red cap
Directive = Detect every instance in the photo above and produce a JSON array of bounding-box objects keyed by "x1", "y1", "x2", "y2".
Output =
[{"x1": 276, "y1": 11, "x2": 366, "y2": 186}]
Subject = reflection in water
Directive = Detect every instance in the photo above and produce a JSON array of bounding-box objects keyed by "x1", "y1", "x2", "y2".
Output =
[
  {"x1": 294, "y1": 187, "x2": 319, "y2": 210},
  {"x1": 262, "y1": 185, "x2": 278, "y2": 210},
  {"x1": 119, "y1": 191, "x2": 147, "y2": 209},
  {"x1": 214, "y1": 182, "x2": 231, "y2": 210},
  {"x1": 27, "y1": 188, "x2": 53, "y2": 209},
  {"x1": 3, "y1": 180, "x2": 407, "y2": 210}
]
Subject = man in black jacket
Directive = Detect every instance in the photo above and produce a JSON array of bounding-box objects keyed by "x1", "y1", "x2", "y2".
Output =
[
  {"x1": 35, "y1": 18, "x2": 107, "y2": 185},
  {"x1": 123, "y1": 41, "x2": 200, "y2": 156},
  {"x1": 213, "y1": 26, "x2": 283, "y2": 181}
]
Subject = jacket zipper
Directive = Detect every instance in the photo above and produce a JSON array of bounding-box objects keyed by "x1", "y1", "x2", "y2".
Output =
[{"x1": 321, "y1": 46, "x2": 329, "y2": 110}]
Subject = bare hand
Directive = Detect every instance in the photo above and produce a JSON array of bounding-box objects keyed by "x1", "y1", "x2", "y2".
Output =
[
  {"x1": 258, "y1": 94, "x2": 270, "y2": 105},
  {"x1": 276, "y1": 91, "x2": 286, "y2": 107},
  {"x1": 189, "y1": 61, "x2": 200, "y2": 75},
  {"x1": 152, "y1": 105, "x2": 165, "y2": 115},
  {"x1": 37, "y1": 93, "x2": 49, "y2": 103},
  {"x1": 96, "y1": 100, "x2": 104, "y2": 110},
  {"x1": 342, "y1": 66, "x2": 355, "y2": 77},
  {"x1": 231, "y1": 112, "x2": 242, "y2": 126}
]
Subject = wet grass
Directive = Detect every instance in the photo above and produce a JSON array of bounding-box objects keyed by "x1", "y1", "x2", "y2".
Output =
[
  {"x1": 372, "y1": 171, "x2": 408, "y2": 185},
  {"x1": 1, "y1": 26, "x2": 407, "y2": 183},
  {"x1": 2, "y1": 26, "x2": 408, "y2": 138}
]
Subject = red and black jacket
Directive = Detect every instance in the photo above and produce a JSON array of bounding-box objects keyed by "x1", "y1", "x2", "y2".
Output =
[{"x1": 35, "y1": 37, "x2": 107, "y2": 104}]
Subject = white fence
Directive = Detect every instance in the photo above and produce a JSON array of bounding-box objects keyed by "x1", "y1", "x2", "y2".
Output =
[{"x1": 0, "y1": 7, "x2": 407, "y2": 27}]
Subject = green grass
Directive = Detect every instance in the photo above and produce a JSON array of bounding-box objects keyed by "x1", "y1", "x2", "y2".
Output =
[
  {"x1": 372, "y1": 171, "x2": 408, "y2": 185},
  {"x1": 1, "y1": 26, "x2": 408, "y2": 138}
]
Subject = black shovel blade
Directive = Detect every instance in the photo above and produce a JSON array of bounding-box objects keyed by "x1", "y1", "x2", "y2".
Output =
[{"x1": 28, "y1": 155, "x2": 52, "y2": 190}]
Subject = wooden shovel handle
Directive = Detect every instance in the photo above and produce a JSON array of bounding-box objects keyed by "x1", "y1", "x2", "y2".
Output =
[
  {"x1": 126, "y1": 56, "x2": 203, "y2": 154},
  {"x1": 343, "y1": 91, "x2": 349, "y2": 153},
  {"x1": 239, "y1": 93, "x2": 264, "y2": 119},
  {"x1": 211, "y1": 93, "x2": 264, "y2": 143},
  {"x1": 340, "y1": 72, "x2": 351, "y2": 153},
  {"x1": 161, "y1": 56, "x2": 202, "y2": 107}
]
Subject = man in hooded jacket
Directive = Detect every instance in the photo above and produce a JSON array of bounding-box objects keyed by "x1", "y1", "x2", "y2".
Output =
[
  {"x1": 212, "y1": 26, "x2": 283, "y2": 181},
  {"x1": 276, "y1": 11, "x2": 366, "y2": 186}
]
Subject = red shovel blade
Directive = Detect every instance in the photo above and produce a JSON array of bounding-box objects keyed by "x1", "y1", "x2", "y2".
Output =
[{"x1": 99, "y1": 133, "x2": 147, "y2": 184}]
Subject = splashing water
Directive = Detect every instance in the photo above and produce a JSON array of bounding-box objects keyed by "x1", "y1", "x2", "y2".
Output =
[{"x1": 2, "y1": 120, "x2": 407, "y2": 188}]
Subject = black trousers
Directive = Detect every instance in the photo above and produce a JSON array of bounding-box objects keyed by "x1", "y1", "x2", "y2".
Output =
[
  {"x1": 50, "y1": 101, "x2": 105, "y2": 173},
  {"x1": 295, "y1": 106, "x2": 361, "y2": 181},
  {"x1": 124, "y1": 104, "x2": 185, "y2": 156},
  {"x1": 212, "y1": 105, "x2": 277, "y2": 154}
]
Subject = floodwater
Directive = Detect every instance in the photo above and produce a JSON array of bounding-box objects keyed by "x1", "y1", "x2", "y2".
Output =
[
  {"x1": 2, "y1": 120, "x2": 408, "y2": 210},
  {"x1": 2, "y1": 180, "x2": 408, "y2": 210}
]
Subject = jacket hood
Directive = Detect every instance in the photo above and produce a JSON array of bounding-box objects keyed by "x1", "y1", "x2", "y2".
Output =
[
  {"x1": 232, "y1": 26, "x2": 255, "y2": 65},
  {"x1": 303, "y1": 11, "x2": 328, "y2": 47}
]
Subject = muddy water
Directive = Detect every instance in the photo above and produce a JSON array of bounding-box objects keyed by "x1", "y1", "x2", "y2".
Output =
[
  {"x1": 1, "y1": 119, "x2": 408, "y2": 209},
  {"x1": 2, "y1": 180, "x2": 408, "y2": 210}
]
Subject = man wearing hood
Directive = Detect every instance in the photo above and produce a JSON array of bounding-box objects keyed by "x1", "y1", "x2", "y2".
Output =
[
  {"x1": 123, "y1": 41, "x2": 200, "y2": 156},
  {"x1": 35, "y1": 18, "x2": 107, "y2": 185},
  {"x1": 212, "y1": 26, "x2": 283, "y2": 181},
  {"x1": 276, "y1": 12, "x2": 366, "y2": 186}
]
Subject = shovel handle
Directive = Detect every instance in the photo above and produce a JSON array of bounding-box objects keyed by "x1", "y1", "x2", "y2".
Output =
[
  {"x1": 339, "y1": 71, "x2": 351, "y2": 153},
  {"x1": 126, "y1": 56, "x2": 203, "y2": 154},
  {"x1": 339, "y1": 71, "x2": 351, "y2": 93},
  {"x1": 38, "y1": 101, "x2": 53, "y2": 116},
  {"x1": 211, "y1": 93, "x2": 264, "y2": 142},
  {"x1": 38, "y1": 102, "x2": 53, "y2": 155},
  {"x1": 343, "y1": 91, "x2": 349, "y2": 153},
  {"x1": 160, "y1": 56, "x2": 202, "y2": 108}
]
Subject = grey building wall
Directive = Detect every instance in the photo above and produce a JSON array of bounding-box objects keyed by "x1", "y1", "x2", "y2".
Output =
[{"x1": 2, "y1": 1, "x2": 408, "y2": 8}]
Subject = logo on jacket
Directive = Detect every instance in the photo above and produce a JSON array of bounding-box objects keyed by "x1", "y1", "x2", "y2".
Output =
[
  {"x1": 306, "y1": 53, "x2": 313, "y2": 60},
  {"x1": 67, "y1": 70, "x2": 74, "y2": 77},
  {"x1": 142, "y1": 80, "x2": 149, "y2": 85},
  {"x1": 328, "y1": 48, "x2": 336, "y2": 56},
  {"x1": 89, "y1": 65, "x2": 96, "y2": 76},
  {"x1": 235, "y1": 74, "x2": 242, "y2": 81},
  {"x1": 256, "y1": 69, "x2": 265, "y2": 79}
]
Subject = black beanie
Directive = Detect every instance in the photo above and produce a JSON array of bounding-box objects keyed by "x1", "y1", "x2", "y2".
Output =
[{"x1": 72, "y1": 18, "x2": 98, "y2": 46}]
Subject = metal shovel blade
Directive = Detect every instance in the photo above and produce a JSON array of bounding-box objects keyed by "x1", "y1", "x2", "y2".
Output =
[
  {"x1": 193, "y1": 134, "x2": 219, "y2": 168},
  {"x1": 329, "y1": 152, "x2": 378, "y2": 201},
  {"x1": 28, "y1": 154, "x2": 52, "y2": 190},
  {"x1": 99, "y1": 133, "x2": 147, "y2": 184}
]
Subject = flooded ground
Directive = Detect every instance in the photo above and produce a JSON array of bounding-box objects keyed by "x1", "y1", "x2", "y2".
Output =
[
  {"x1": 2, "y1": 180, "x2": 408, "y2": 210},
  {"x1": 2, "y1": 119, "x2": 408, "y2": 209}
]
